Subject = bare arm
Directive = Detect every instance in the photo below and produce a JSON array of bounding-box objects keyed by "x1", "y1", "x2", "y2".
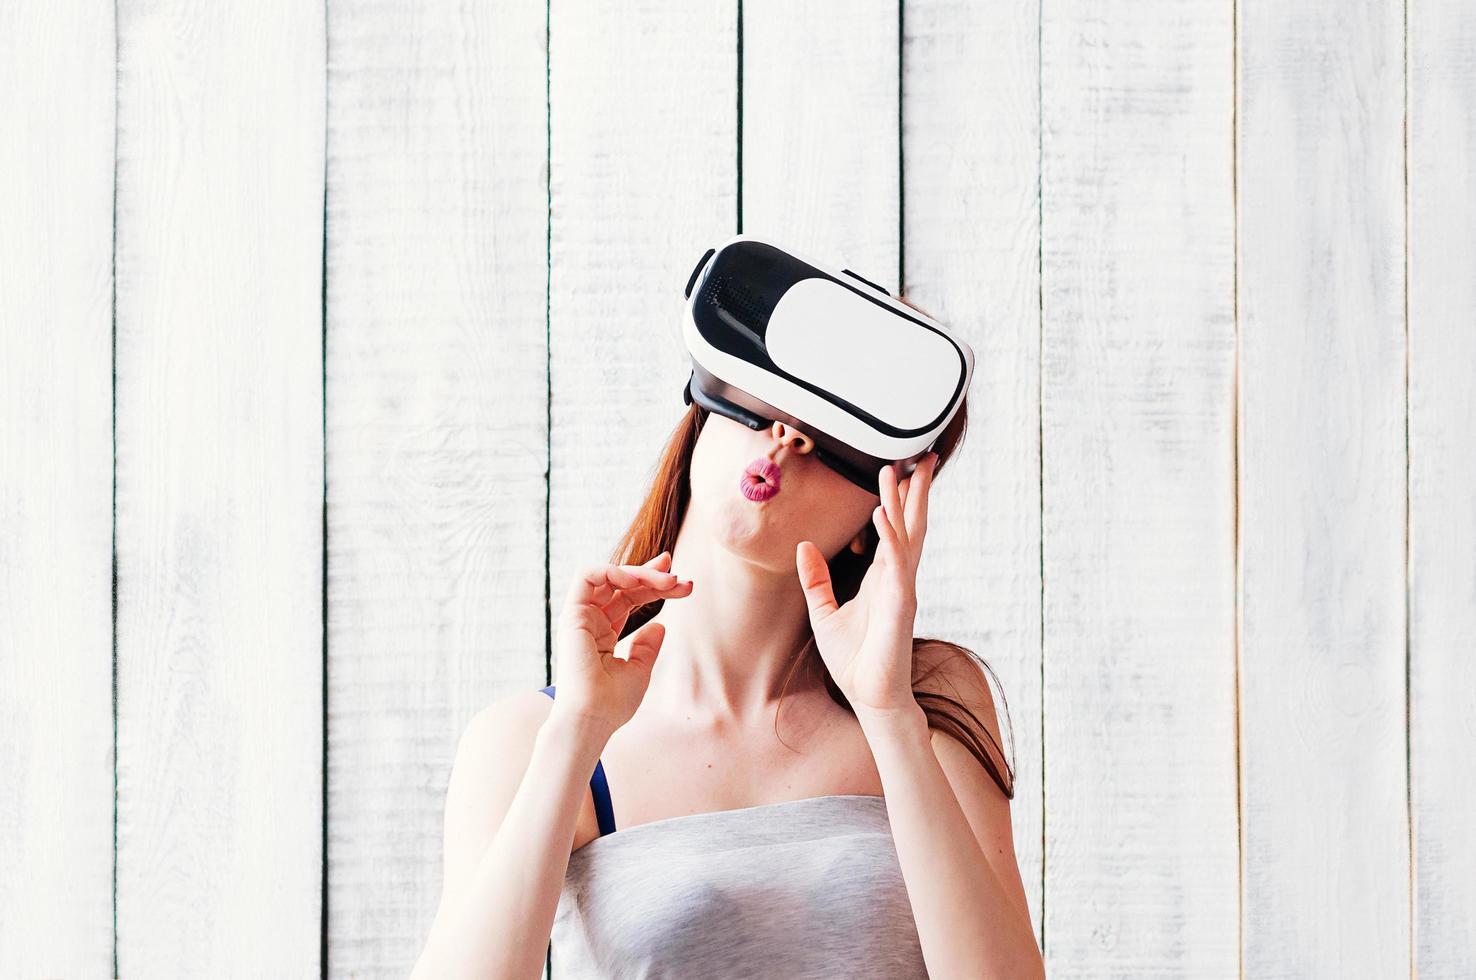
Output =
[
  {"x1": 857, "y1": 703, "x2": 1043, "y2": 980},
  {"x1": 410, "y1": 697, "x2": 614, "y2": 980},
  {"x1": 412, "y1": 554, "x2": 688, "y2": 979}
]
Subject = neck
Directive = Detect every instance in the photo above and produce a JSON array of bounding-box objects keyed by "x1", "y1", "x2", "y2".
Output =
[{"x1": 644, "y1": 527, "x2": 827, "y2": 728}]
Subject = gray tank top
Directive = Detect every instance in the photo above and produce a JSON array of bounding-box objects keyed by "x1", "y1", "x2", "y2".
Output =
[{"x1": 550, "y1": 793, "x2": 930, "y2": 978}]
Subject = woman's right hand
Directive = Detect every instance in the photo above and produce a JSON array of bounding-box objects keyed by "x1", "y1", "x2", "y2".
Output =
[{"x1": 550, "y1": 551, "x2": 693, "y2": 737}]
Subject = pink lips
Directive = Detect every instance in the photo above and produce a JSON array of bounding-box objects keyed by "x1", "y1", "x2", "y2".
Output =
[{"x1": 740, "y1": 457, "x2": 782, "y2": 502}]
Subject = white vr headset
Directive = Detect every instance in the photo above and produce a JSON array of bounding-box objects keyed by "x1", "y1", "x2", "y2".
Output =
[{"x1": 680, "y1": 233, "x2": 975, "y2": 493}]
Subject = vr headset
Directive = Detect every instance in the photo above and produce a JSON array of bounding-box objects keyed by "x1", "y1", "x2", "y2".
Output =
[{"x1": 679, "y1": 233, "x2": 975, "y2": 493}]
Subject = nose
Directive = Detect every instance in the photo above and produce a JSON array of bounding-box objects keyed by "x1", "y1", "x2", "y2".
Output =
[{"x1": 768, "y1": 420, "x2": 813, "y2": 456}]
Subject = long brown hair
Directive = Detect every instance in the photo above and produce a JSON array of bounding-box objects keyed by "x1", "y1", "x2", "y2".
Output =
[{"x1": 610, "y1": 297, "x2": 1016, "y2": 800}]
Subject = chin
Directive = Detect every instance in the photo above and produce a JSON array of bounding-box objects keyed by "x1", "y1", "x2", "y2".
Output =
[{"x1": 698, "y1": 489, "x2": 794, "y2": 570}]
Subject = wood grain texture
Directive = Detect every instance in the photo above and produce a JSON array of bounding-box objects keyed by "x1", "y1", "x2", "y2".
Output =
[
  {"x1": 546, "y1": 0, "x2": 736, "y2": 649},
  {"x1": 742, "y1": 0, "x2": 897, "y2": 275},
  {"x1": 113, "y1": 0, "x2": 325, "y2": 974},
  {"x1": 1409, "y1": 0, "x2": 1476, "y2": 975},
  {"x1": 10, "y1": 1, "x2": 1476, "y2": 973},
  {"x1": 902, "y1": 0, "x2": 1045, "y2": 942},
  {"x1": 1042, "y1": 0, "x2": 1239, "y2": 973},
  {"x1": 324, "y1": 0, "x2": 548, "y2": 975},
  {"x1": 0, "y1": 1, "x2": 116, "y2": 976},
  {"x1": 1238, "y1": 0, "x2": 1410, "y2": 975}
]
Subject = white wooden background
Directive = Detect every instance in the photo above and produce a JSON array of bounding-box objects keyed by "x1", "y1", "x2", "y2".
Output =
[{"x1": 2, "y1": 0, "x2": 1472, "y2": 977}]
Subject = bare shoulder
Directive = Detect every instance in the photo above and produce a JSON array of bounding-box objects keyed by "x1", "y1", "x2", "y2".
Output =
[
  {"x1": 459, "y1": 687, "x2": 557, "y2": 751},
  {"x1": 447, "y1": 687, "x2": 558, "y2": 816},
  {"x1": 438, "y1": 689, "x2": 558, "y2": 901}
]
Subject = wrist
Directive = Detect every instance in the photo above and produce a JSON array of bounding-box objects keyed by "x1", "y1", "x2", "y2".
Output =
[
  {"x1": 540, "y1": 706, "x2": 617, "y2": 750},
  {"x1": 853, "y1": 701, "x2": 928, "y2": 740}
]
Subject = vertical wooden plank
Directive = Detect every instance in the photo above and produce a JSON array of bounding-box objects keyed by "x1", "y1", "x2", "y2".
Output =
[
  {"x1": 1238, "y1": 0, "x2": 1409, "y2": 975},
  {"x1": 546, "y1": 3, "x2": 735, "y2": 638},
  {"x1": 113, "y1": 0, "x2": 327, "y2": 974},
  {"x1": 113, "y1": 1, "x2": 325, "y2": 975},
  {"x1": 902, "y1": 0, "x2": 1045, "y2": 939},
  {"x1": 1409, "y1": 0, "x2": 1476, "y2": 975},
  {"x1": 0, "y1": 1, "x2": 116, "y2": 975},
  {"x1": 325, "y1": 1, "x2": 548, "y2": 975},
  {"x1": 742, "y1": 0, "x2": 897, "y2": 274},
  {"x1": 1041, "y1": 0, "x2": 1238, "y2": 973}
]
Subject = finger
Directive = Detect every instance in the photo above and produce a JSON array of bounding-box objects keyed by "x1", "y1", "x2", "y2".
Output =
[
  {"x1": 573, "y1": 565, "x2": 641, "y2": 607},
  {"x1": 590, "y1": 566, "x2": 676, "y2": 613},
  {"x1": 596, "y1": 552, "x2": 688, "y2": 620},
  {"x1": 603, "y1": 577, "x2": 693, "y2": 621},
  {"x1": 880, "y1": 463, "x2": 910, "y2": 553},
  {"x1": 622, "y1": 620, "x2": 666, "y2": 672},
  {"x1": 619, "y1": 551, "x2": 677, "y2": 599},
  {"x1": 574, "y1": 566, "x2": 685, "y2": 651},
  {"x1": 795, "y1": 540, "x2": 840, "y2": 624},
  {"x1": 903, "y1": 453, "x2": 936, "y2": 560},
  {"x1": 569, "y1": 562, "x2": 679, "y2": 608},
  {"x1": 872, "y1": 503, "x2": 902, "y2": 566},
  {"x1": 606, "y1": 562, "x2": 677, "y2": 596}
]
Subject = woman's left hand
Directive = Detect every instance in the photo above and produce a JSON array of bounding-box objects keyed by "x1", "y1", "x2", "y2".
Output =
[{"x1": 795, "y1": 451, "x2": 938, "y2": 721}]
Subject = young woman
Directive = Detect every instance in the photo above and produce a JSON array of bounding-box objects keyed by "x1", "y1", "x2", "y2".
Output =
[{"x1": 412, "y1": 318, "x2": 1042, "y2": 978}]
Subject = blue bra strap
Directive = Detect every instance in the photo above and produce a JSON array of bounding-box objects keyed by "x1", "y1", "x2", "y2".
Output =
[{"x1": 538, "y1": 685, "x2": 617, "y2": 836}]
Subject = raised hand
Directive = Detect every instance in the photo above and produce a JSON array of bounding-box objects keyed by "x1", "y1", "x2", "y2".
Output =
[
  {"x1": 794, "y1": 452, "x2": 937, "y2": 720},
  {"x1": 552, "y1": 551, "x2": 693, "y2": 735}
]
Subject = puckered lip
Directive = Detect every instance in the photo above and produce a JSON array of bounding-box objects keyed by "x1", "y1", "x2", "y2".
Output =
[{"x1": 743, "y1": 457, "x2": 782, "y2": 490}]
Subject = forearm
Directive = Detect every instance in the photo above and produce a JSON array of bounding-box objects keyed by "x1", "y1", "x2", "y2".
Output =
[
  {"x1": 858, "y1": 707, "x2": 1044, "y2": 980},
  {"x1": 413, "y1": 713, "x2": 611, "y2": 980}
]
